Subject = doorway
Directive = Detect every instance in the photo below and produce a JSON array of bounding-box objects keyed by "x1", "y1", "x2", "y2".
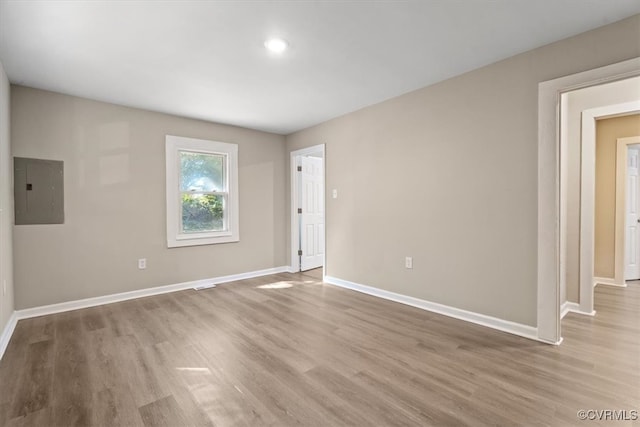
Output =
[
  {"x1": 537, "y1": 57, "x2": 640, "y2": 344},
  {"x1": 577, "y1": 103, "x2": 640, "y2": 312},
  {"x1": 290, "y1": 144, "x2": 325, "y2": 273},
  {"x1": 612, "y1": 134, "x2": 640, "y2": 285},
  {"x1": 625, "y1": 144, "x2": 640, "y2": 280}
]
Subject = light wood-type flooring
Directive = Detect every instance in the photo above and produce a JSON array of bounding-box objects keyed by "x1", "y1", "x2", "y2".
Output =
[{"x1": 0, "y1": 269, "x2": 638, "y2": 426}]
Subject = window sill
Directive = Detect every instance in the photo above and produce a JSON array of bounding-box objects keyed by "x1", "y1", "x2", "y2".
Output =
[{"x1": 167, "y1": 234, "x2": 239, "y2": 248}]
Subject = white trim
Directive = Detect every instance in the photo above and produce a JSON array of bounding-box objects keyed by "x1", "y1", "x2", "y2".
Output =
[
  {"x1": 559, "y1": 95, "x2": 569, "y2": 308},
  {"x1": 289, "y1": 144, "x2": 326, "y2": 275},
  {"x1": 593, "y1": 276, "x2": 628, "y2": 288},
  {"x1": 561, "y1": 301, "x2": 577, "y2": 318},
  {"x1": 580, "y1": 102, "x2": 640, "y2": 314},
  {"x1": 0, "y1": 311, "x2": 18, "y2": 360},
  {"x1": 323, "y1": 275, "x2": 547, "y2": 344},
  {"x1": 560, "y1": 301, "x2": 595, "y2": 318},
  {"x1": 537, "y1": 57, "x2": 640, "y2": 344},
  {"x1": 14, "y1": 266, "x2": 289, "y2": 320}
]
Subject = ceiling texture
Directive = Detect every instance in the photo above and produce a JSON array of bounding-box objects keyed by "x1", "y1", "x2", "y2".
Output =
[{"x1": 1, "y1": 0, "x2": 639, "y2": 134}]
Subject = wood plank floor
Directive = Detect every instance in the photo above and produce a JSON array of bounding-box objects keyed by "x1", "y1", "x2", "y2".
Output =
[{"x1": 0, "y1": 270, "x2": 638, "y2": 426}]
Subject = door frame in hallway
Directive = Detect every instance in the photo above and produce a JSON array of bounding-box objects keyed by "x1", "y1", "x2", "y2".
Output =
[
  {"x1": 538, "y1": 57, "x2": 640, "y2": 344},
  {"x1": 616, "y1": 136, "x2": 640, "y2": 283},
  {"x1": 578, "y1": 102, "x2": 640, "y2": 314},
  {"x1": 290, "y1": 144, "x2": 326, "y2": 274}
]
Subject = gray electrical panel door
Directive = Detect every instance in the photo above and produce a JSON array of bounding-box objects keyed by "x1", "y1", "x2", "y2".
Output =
[{"x1": 14, "y1": 157, "x2": 64, "y2": 225}]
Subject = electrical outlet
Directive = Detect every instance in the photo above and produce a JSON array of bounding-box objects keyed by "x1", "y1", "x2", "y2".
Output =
[
  {"x1": 405, "y1": 257, "x2": 413, "y2": 269},
  {"x1": 138, "y1": 258, "x2": 147, "y2": 269},
  {"x1": 332, "y1": 189, "x2": 338, "y2": 199}
]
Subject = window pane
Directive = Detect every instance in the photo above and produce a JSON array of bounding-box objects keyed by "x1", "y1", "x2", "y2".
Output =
[
  {"x1": 181, "y1": 193, "x2": 225, "y2": 232},
  {"x1": 180, "y1": 151, "x2": 224, "y2": 192}
]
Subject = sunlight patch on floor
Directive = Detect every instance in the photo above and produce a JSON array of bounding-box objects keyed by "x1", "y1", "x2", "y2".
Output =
[
  {"x1": 256, "y1": 280, "x2": 320, "y2": 289},
  {"x1": 176, "y1": 367, "x2": 211, "y2": 374},
  {"x1": 257, "y1": 281, "x2": 294, "y2": 289}
]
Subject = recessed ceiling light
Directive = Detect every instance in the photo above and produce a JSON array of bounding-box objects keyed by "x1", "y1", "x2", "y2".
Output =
[{"x1": 264, "y1": 38, "x2": 288, "y2": 54}]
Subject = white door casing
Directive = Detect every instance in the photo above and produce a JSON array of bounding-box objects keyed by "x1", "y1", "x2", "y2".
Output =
[
  {"x1": 538, "y1": 57, "x2": 640, "y2": 344},
  {"x1": 289, "y1": 144, "x2": 326, "y2": 274},
  {"x1": 299, "y1": 156, "x2": 324, "y2": 271},
  {"x1": 625, "y1": 147, "x2": 640, "y2": 280},
  {"x1": 580, "y1": 102, "x2": 640, "y2": 312},
  {"x1": 615, "y1": 136, "x2": 640, "y2": 285}
]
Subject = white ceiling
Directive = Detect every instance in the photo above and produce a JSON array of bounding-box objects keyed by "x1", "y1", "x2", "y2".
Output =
[{"x1": 1, "y1": 1, "x2": 639, "y2": 135}]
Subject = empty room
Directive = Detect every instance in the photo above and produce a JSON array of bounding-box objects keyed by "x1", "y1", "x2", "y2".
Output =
[{"x1": 0, "y1": 1, "x2": 639, "y2": 426}]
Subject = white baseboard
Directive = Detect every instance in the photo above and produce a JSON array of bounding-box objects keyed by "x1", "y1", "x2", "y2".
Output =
[
  {"x1": 286, "y1": 266, "x2": 298, "y2": 273},
  {"x1": 593, "y1": 277, "x2": 627, "y2": 288},
  {"x1": 1, "y1": 265, "x2": 288, "y2": 360},
  {"x1": 561, "y1": 301, "x2": 579, "y2": 318},
  {"x1": 14, "y1": 266, "x2": 289, "y2": 321},
  {"x1": 323, "y1": 275, "x2": 541, "y2": 343},
  {"x1": 0, "y1": 311, "x2": 18, "y2": 361},
  {"x1": 560, "y1": 301, "x2": 596, "y2": 318}
]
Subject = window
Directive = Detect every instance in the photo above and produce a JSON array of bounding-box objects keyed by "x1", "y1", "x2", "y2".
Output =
[{"x1": 166, "y1": 135, "x2": 239, "y2": 247}]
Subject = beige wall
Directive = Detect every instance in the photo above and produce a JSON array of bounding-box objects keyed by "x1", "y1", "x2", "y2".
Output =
[
  {"x1": 563, "y1": 77, "x2": 640, "y2": 303},
  {"x1": 11, "y1": 86, "x2": 286, "y2": 309},
  {"x1": 594, "y1": 115, "x2": 640, "y2": 277},
  {"x1": 286, "y1": 15, "x2": 640, "y2": 327},
  {"x1": 0, "y1": 62, "x2": 14, "y2": 333}
]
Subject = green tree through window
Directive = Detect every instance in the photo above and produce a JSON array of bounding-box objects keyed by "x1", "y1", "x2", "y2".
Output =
[
  {"x1": 179, "y1": 151, "x2": 226, "y2": 232},
  {"x1": 166, "y1": 135, "x2": 238, "y2": 247}
]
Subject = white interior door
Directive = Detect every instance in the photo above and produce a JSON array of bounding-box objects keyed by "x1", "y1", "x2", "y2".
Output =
[
  {"x1": 625, "y1": 147, "x2": 640, "y2": 280},
  {"x1": 299, "y1": 156, "x2": 324, "y2": 271}
]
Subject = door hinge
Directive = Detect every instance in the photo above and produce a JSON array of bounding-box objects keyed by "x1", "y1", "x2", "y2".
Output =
[
  {"x1": 298, "y1": 250, "x2": 302, "y2": 256},
  {"x1": 297, "y1": 166, "x2": 302, "y2": 172},
  {"x1": 297, "y1": 208, "x2": 302, "y2": 214}
]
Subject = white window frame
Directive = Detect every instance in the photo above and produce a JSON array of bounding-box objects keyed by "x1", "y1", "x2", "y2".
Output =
[{"x1": 166, "y1": 135, "x2": 239, "y2": 248}]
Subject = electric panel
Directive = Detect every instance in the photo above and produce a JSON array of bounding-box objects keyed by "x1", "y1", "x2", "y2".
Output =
[{"x1": 14, "y1": 157, "x2": 64, "y2": 225}]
